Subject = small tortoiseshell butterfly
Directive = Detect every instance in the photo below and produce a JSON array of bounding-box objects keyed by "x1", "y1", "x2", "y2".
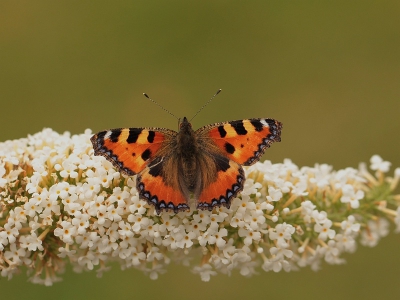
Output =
[{"x1": 91, "y1": 95, "x2": 282, "y2": 214}]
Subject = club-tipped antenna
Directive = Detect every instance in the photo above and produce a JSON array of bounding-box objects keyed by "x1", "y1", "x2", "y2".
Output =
[
  {"x1": 143, "y1": 93, "x2": 179, "y2": 120},
  {"x1": 190, "y1": 89, "x2": 221, "y2": 122}
]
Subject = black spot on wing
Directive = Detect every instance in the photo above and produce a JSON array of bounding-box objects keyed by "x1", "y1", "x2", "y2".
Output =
[
  {"x1": 224, "y1": 142, "x2": 235, "y2": 154},
  {"x1": 214, "y1": 155, "x2": 230, "y2": 172},
  {"x1": 141, "y1": 149, "x2": 152, "y2": 161},
  {"x1": 147, "y1": 131, "x2": 155, "y2": 143},
  {"x1": 218, "y1": 126, "x2": 227, "y2": 138},
  {"x1": 109, "y1": 129, "x2": 122, "y2": 143},
  {"x1": 148, "y1": 157, "x2": 163, "y2": 177},
  {"x1": 250, "y1": 119, "x2": 264, "y2": 132},
  {"x1": 127, "y1": 128, "x2": 142, "y2": 143},
  {"x1": 230, "y1": 120, "x2": 247, "y2": 135}
]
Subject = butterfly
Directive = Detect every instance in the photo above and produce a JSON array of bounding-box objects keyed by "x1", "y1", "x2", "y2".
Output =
[{"x1": 91, "y1": 116, "x2": 282, "y2": 214}]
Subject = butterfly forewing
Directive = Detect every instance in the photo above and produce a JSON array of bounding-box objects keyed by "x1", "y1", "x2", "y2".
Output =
[
  {"x1": 197, "y1": 118, "x2": 282, "y2": 166},
  {"x1": 91, "y1": 127, "x2": 175, "y2": 175}
]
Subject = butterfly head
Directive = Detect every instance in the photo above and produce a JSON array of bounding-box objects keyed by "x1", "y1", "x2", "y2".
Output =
[{"x1": 179, "y1": 117, "x2": 192, "y2": 130}]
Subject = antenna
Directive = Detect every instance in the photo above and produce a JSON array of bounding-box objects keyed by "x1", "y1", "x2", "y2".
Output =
[
  {"x1": 143, "y1": 93, "x2": 179, "y2": 120},
  {"x1": 190, "y1": 89, "x2": 221, "y2": 122}
]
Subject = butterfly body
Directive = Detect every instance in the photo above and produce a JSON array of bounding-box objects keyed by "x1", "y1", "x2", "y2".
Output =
[{"x1": 91, "y1": 117, "x2": 282, "y2": 214}]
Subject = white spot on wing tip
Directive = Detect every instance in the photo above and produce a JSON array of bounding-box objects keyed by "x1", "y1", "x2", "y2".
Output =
[
  {"x1": 104, "y1": 131, "x2": 112, "y2": 139},
  {"x1": 260, "y1": 119, "x2": 269, "y2": 127}
]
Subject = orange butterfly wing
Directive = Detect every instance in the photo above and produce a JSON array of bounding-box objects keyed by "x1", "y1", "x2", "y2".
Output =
[
  {"x1": 91, "y1": 127, "x2": 175, "y2": 175},
  {"x1": 137, "y1": 156, "x2": 190, "y2": 214},
  {"x1": 197, "y1": 118, "x2": 282, "y2": 166},
  {"x1": 196, "y1": 154, "x2": 245, "y2": 210}
]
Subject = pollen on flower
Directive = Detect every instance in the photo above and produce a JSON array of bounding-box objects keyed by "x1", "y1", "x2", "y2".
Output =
[{"x1": 0, "y1": 128, "x2": 400, "y2": 285}]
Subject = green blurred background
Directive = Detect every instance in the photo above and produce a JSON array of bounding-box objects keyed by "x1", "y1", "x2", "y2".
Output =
[{"x1": 1, "y1": 1, "x2": 399, "y2": 299}]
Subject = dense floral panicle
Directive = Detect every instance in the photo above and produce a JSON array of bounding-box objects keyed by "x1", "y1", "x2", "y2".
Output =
[{"x1": 0, "y1": 129, "x2": 400, "y2": 285}]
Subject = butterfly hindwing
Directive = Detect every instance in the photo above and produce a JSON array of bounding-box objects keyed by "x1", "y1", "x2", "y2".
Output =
[
  {"x1": 196, "y1": 153, "x2": 245, "y2": 210},
  {"x1": 91, "y1": 127, "x2": 176, "y2": 175},
  {"x1": 197, "y1": 118, "x2": 282, "y2": 166},
  {"x1": 137, "y1": 156, "x2": 190, "y2": 214}
]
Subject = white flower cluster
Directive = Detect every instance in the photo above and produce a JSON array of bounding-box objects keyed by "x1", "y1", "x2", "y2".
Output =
[{"x1": 0, "y1": 129, "x2": 399, "y2": 286}]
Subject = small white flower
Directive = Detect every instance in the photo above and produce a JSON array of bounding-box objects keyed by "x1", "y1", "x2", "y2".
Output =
[
  {"x1": 78, "y1": 251, "x2": 100, "y2": 270},
  {"x1": 24, "y1": 198, "x2": 43, "y2": 217},
  {"x1": 59, "y1": 160, "x2": 78, "y2": 179},
  {"x1": 0, "y1": 223, "x2": 19, "y2": 244},
  {"x1": 335, "y1": 234, "x2": 357, "y2": 253},
  {"x1": 141, "y1": 221, "x2": 161, "y2": 243},
  {"x1": 198, "y1": 230, "x2": 217, "y2": 247},
  {"x1": 19, "y1": 233, "x2": 44, "y2": 251},
  {"x1": 127, "y1": 214, "x2": 150, "y2": 233},
  {"x1": 291, "y1": 178, "x2": 308, "y2": 196},
  {"x1": 268, "y1": 223, "x2": 295, "y2": 248},
  {"x1": 308, "y1": 164, "x2": 332, "y2": 188},
  {"x1": 244, "y1": 211, "x2": 266, "y2": 230},
  {"x1": 4, "y1": 243, "x2": 28, "y2": 265},
  {"x1": 266, "y1": 186, "x2": 282, "y2": 202},
  {"x1": 40, "y1": 198, "x2": 61, "y2": 216},
  {"x1": 146, "y1": 246, "x2": 164, "y2": 262},
  {"x1": 159, "y1": 215, "x2": 179, "y2": 232},
  {"x1": 58, "y1": 247, "x2": 77, "y2": 258},
  {"x1": 185, "y1": 219, "x2": 207, "y2": 236},
  {"x1": 209, "y1": 213, "x2": 227, "y2": 231},
  {"x1": 370, "y1": 155, "x2": 391, "y2": 172},
  {"x1": 175, "y1": 230, "x2": 197, "y2": 249},
  {"x1": 62, "y1": 193, "x2": 82, "y2": 215},
  {"x1": 106, "y1": 204, "x2": 123, "y2": 222},
  {"x1": 129, "y1": 195, "x2": 147, "y2": 215},
  {"x1": 311, "y1": 210, "x2": 328, "y2": 225},
  {"x1": 238, "y1": 228, "x2": 261, "y2": 246},
  {"x1": 75, "y1": 232, "x2": 100, "y2": 249},
  {"x1": 7, "y1": 207, "x2": 27, "y2": 225},
  {"x1": 230, "y1": 213, "x2": 245, "y2": 228},
  {"x1": 273, "y1": 178, "x2": 292, "y2": 193},
  {"x1": 192, "y1": 264, "x2": 217, "y2": 282},
  {"x1": 340, "y1": 184, "x2": 364, "y2": 209},
  {"x1": 320, "y1": 240, "x2": 345, "y2": 265},
  {"x1": 118, "y1": 221, "x2": 134, "y2": 237},
  {"x1": 314, "y1": 219, "x2": 336, "y2": 241},
  {"x1": 130, "y1": 247, "x2": 146, "y2": 266},
  {"x1": 341, "y1": 215, "x2": 360, "y2": 236},
  {"x1": 270, "y1": 246, "x2": 293, "y2": 260},
  {"x1": 54, "y1": 221, "x2": 76, "y2": 244}
]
